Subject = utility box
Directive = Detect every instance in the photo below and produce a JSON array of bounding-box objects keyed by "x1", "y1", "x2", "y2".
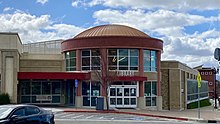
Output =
[{"x1": 96, "y1": 96, "x2": 104, "y2": 110}]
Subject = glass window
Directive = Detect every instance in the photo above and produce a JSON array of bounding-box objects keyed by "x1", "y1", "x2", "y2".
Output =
[
  {"x1": 144, "y1": 81, "x2": 157, "y2": 106},
  {"x1": 81, "y1": 49, "x2": 101, "y2": 71},
  {"x1": 108, "y1": 49, "x2": 138, "y2": 71},
  {"x1": 65, "y1": 51, "x2": 76, "y2": 71},
  {"x1": 13, "y1": 108, "x2": 25, "y2": 117},
  {"x1": 26, "y1": 107, "x2": 40, "y2": 115},
  {"x1": 21, "y1": 81, "x2": 30, "y2": 95},
  {"x1": 42, "y1": 81, "x2": 51, "y2": 95},
  {"x1": 32, "y1": 82, "x2": 41, "y2": 95},
  {"x1": 20, "y1": 80, "x2": 61, "y2": 104},
  {"x1": 52, "y1": 82, "x2": 61, "y2": 94},
  {"x1": 82, "y1": 81, "x2": 100, "y2": 107},
  {"x1": 144, "y1": 50, "x2": 157, "y2": 72}
]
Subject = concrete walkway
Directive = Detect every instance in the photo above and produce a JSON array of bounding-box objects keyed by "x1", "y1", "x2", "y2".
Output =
[{"x1": 48, "y1": 106, "x2": 220, "y2": 123}]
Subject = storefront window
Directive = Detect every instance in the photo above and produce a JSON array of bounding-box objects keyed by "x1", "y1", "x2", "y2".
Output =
[
  {"x1": 108, "y1": 49, "x2": 138, "y2": 71},
  {"x1": 20, "y1": 80, "x2": 61, "y2": 104},
  {"x1": 65, "y1": 51, "x2": 76, "y2": 71},
  {"x1": 82, "y1": 81, "x2": 100, "y2": 107},
  {"x1": 144, "y1": 50, "x2": 157, "y2": 72},
  {"x1": 144, "y1": 81, "x2": 157, "y2": 106},
  {"x1": 81, "y1": 49, "x2": 100, "y2": 71}
]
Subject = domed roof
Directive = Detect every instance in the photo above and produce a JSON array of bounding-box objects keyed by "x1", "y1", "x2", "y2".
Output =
[{"x1": 74, "y1": 24, "x2": 150, "y2": 39}]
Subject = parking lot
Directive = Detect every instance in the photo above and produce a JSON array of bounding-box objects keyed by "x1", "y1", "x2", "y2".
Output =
[{"x1": 54, "y1": 112, "x2": 193, "y2": 123}]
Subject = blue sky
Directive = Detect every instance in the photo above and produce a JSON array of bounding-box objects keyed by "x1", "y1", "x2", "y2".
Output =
[{"x1": 0, "y1": 0, "x2": 220, "y2": 71}]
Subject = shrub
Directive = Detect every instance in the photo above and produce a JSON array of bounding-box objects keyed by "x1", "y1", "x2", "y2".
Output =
[
  {"x1": 0, "y1": 93, "x2": 11, "y2": 105},
  {"x1": 187, "y1": 99, "x2": 211, "y2": 109}
]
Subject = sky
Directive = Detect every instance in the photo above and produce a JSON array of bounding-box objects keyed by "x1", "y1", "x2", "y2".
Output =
[{"x1": 0, "y1": 0, "x2": 220, "y2": 71}]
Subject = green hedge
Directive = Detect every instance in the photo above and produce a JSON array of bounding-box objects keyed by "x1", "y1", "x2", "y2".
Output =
[
  {"x1": 0, "y1": 93, "x2": 11, "y2": 105},
  {"x1": 187, "y1": 99, "x2": 211, "y2": 109}
]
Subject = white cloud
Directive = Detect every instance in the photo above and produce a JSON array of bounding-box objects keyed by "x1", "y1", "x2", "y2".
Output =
[
  {"x1": 93, "y1": 9, "x2": 209, "y2": 36},
  {"x1": 92, "y1": 8, "x2": 220, "y2": 68},
  {"x1": 89, "y1": 0, "x2": 220, "y2": 11},
  {"x1": 72, "y1": 0, "x2": 87, "y2": 7},
  {"x1": 0, "y1": 11, "x2": 85, "y2": 43},
  {"x1": 3, "y1": 7, "x2": 13, "y2": 12},
  {"x1": 36, "y1": 0, "x2": 48, "y2": 5}
]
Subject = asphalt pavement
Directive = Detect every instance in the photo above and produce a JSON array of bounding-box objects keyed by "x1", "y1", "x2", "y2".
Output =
[{"x1": 44, "y1": 105, "x2": 220, "y2": 123}]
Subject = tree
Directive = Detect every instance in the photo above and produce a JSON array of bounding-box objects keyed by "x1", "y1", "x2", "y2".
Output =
[{"x1": 89, "y1": 49, "x2": 118, "y2": 110}]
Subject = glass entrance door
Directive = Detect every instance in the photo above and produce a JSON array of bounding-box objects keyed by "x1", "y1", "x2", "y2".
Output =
[
  {"x1": 66, "y1": 80, "x2": 75, "y2": 106},
  {"x1": 109, "y1": 85, "x2": 137, "y2": 108}
]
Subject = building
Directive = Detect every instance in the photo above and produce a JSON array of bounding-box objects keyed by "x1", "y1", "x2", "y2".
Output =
[
  {"x1": 0, "y1": 24, "x2": 164, "y2": 110},
  {"x1": 195, "y1": 67, "x2": 217, "y2": 98},
  {"x1": 161, "y1": 61, "x2": 209, "y2": 110}
]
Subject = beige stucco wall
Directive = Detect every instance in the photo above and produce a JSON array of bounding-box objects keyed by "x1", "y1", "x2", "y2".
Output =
[
  {"x1": 0, "y1": 33, "x2": 21, "y2": 103},
  {"x1": 19, "y1": 53, "x2": 64, "y2": 72}
]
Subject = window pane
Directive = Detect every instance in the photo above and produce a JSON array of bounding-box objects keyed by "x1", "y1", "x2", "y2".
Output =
[
  {"x1": 82, "y1": 81, "x2": 90, "y2": 96},
  {"x1": 117, "y1": 98, "x2": 122, "y2": 105},
  {"x1": 110, "y1": 88, "x2": 116, "y2": 96},
  {"x1": 124, "y1": 88, "x2": 129, "y2": 96},
  {"x1": 21, "y1": 96, "x2": 30, "y2": 103},
  {"x1": 65, "y1": 52, "x2": 70, "y2": 58},
  {"x1": 70, "y1": 58, "x2": 76, "y2": 66},
  {"x1": 91, "y1": 82, "x2": 100, "y2": 96},
  {"x1": 130, "y1": 88, "x2": 136, "y2": 96},
  {"x1": 117, "y1": 88, "x2": 122, "y2": 96},
  {"x1": 130, "y1": 57, "x2": 138, "y2": 66},
  {"x1": 108, "y1": 49, "x2": 117, "y2": 56},
  {"x1": 83, "y1": 97, "x2": 90, "y2": 106},
  {"x1": 42, "y1": 82, "x2": 51, "y2": 94},
  {"x1": 151, "y1": 51, "x2": 156, "y2": 71},
  {"x1": 152, "y1": 82, "x2": 157, "y2": 96},
  {"x1": 110, "y1": 98, "x2": 116, "y2": 105},
  {"x1": 152, "y1": 97, "x2": 156, "y2": 106},
  {"x1": 144, "y1": 50, "x2": 150, "y2": 57},
  {"x1": 131, "y1": 98, "x2": 136, "y2": 105},
  {"x1": 130, "y1": 67, "x2": 138, "y2": 70},
  {"x1": 91, "y1": 97, "x2": 97, "y2": 106},
  {"x1": 91, "y1": 49, "x2": 100, "y2": 56},
  {"x1": 82, "y1": 57, "x2": 90, "y2": 66},
  {"x1": 52, "y1": 82, "x2": 61, "y2": 94},
  {"x1": 21, "y1": 81, "x2": 30, "y2": 95},
  {"x1": 91, "y1": 57, "x2": 100, "y2": 66},
  {"x1": 52, "y1": 96, "x2": 60, "y2": 103},
  {"x1": 32, "y1": 82, "x2": 41, "y2": 95},
  {"x1": 124, "y1": 98, "x2": 129, "y2": 105},
  {"x1": 119, "y1": 49, "x2": 128, "y2": 56},
  {"x1": 144, "y1": 82, "x2": 151, "y2": 96},
  {"x1": 82, "y1": 50, "x2": 90, "y2": 56},
  {"x1": 108, "y1": 57, "x2": 117, "y2": 66},
  {"x1": 145, "y1": 97, "x2": 151, "y2": 106},
  {"x1": 69, "y1": 51, "x2": 76, "y2": 58},
  {"x1": 119, "y1": 57, "x2": 128, "y2": 65},
  {"x1": 130, "y1": 49, "x2": 138, "y2": 56}
]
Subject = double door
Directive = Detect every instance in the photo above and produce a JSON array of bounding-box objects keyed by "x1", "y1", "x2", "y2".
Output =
[{"x1": 109, "y1": 85, "x2": 137, "y2": 108}]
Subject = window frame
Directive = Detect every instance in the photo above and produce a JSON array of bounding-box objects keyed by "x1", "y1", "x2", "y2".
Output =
[
  {"x1": 108, "y1": 48, "x2": 139, "y2": 71},
  {"x1": 144, "y1": 81, "x2": 157, "y2": 107},
  {"x1": 144, "y1": 50, "x2": 157, "y2": 72}
]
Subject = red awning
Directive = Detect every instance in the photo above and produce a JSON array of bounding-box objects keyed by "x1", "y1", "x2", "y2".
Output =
[
  {"x1": 109, "y1": 76, "x2": 147, "y2": 81},
  {"x1": 18, "y1": 72, "x2": 91, "y2": 80}
]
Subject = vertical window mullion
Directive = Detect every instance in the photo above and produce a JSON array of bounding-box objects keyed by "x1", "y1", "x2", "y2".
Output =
[
  {"x1": 117, "y1": 49, "x2": 119, "y2": 70},
  {"x1": 128, "y1": 49, "x2": 130, "y2": 70},
  {"x1": 90, "y1": 81, "x2": 92, "y2": 107}
]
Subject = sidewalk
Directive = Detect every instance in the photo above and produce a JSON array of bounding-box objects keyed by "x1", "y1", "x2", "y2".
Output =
[{"x1": 50, "y1": 106, "x2": 220, "y2": 123}]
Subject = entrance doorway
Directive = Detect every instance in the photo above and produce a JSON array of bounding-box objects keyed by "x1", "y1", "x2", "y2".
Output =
[
  {"x1": 66, "y1": 80, "x2": 75, "y2": 106},
  {"x1": 109, "y1": 85, "x2": 137, "y2": 108}
]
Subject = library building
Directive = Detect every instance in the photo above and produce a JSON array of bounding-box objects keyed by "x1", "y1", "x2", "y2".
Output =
[{"x1": 0, "y1": 24, "x2": 163, "y2": 110}]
